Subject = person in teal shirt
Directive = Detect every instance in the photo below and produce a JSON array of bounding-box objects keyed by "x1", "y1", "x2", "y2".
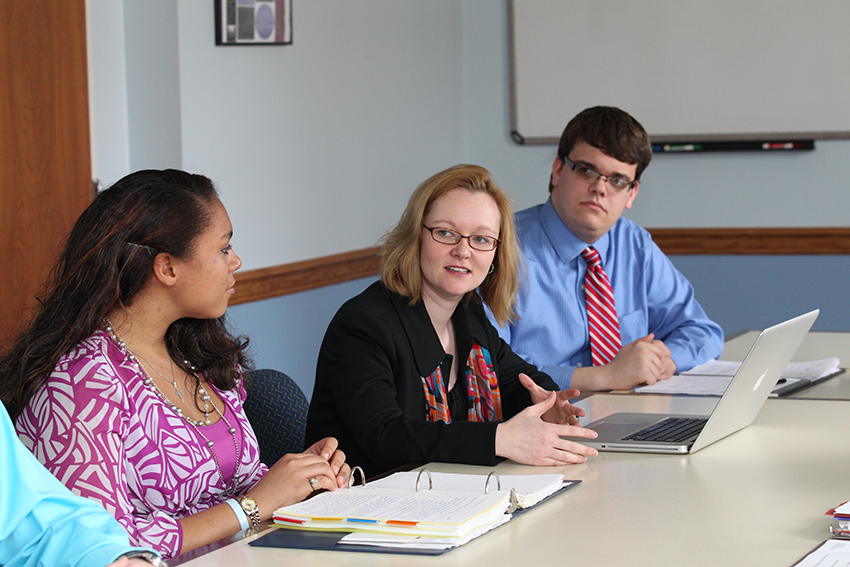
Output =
[{"x1": 0, "y1": 400, "x2": 164, "y2": 567}]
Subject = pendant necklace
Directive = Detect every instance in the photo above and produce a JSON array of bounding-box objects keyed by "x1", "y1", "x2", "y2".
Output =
[
  {"x1": 103, "y1": 318, "x2": 241, "y2": 496},
  {"x1": 133, "y1": 350, "x2": 185, "y2": 402}
]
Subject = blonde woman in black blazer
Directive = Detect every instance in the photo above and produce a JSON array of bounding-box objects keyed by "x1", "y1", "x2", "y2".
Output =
[{"x1": 306, "y1": 165, "x2": 598, "y2": 478}]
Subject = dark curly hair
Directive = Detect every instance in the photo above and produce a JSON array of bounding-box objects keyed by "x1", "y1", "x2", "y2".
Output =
[{"x1": 0, "y1": 169, "x2": 250, "y2": 420}]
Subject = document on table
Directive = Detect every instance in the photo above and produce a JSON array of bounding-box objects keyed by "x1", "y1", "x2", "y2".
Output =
[
  {"x1": 835, "y1": 501, "x2": 850, "y2": 516},
  {"x1": 827, "y1": 500, "x2": 850, "y2": 539},
  {"x1": 634, "y1": 358, "x2": 842, "y2": 397},
  {"x1": 338, "y1": 515, "x2": 512, "y2": 551},
  {"x1": 262, "y1": 470, "x2": 580, "y2": 554},
  {"x1": 367, "y1": 471, "x2": 571, "y2": 509},
  {"x1": 793, "y1": 539, "x2": 850, "y2": 566},
  {"x1": 274, "y1": 487, "x2": 510, "y2": 538}
]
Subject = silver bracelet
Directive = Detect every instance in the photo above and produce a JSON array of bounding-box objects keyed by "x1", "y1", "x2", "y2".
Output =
[
  {"x1": 225, "y1": 497, "x2": 250, "y2": 531},
  {"x1": 118, "y1": 550, "x2": 168, "y2": 566}
]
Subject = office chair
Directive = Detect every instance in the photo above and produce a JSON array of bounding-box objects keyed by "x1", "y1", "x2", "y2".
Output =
[{"x1": 242, "y1": 369, "x2": 309, "y2": 466}]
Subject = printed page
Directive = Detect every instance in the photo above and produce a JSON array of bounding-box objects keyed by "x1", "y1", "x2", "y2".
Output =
[
  {"x1": 635, "y1": 374, "x2": 733, "y2": 396},
  {"x1": 275, "y1": 488, "x2": 508, "y2": 526},
  {"x1": 368, "y1": 471, "x2": 564, "y2": 496},
  {"x1": 339, "y1": 515, "x2": 511, "y2": 550},
  {"x1": 681, "y1": 358, "x2": 840, "y2": 379},
  {"x1": 636, "y1": 357, "x2": 841, "y2": 396},
  {"x1": 793, "y1": 539, "x2": 850, "y2": 567}
]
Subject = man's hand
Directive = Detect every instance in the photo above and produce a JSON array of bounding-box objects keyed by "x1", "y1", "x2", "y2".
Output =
[{"x1": 571, "y1": 334, "x2": 677, "y2": 391}]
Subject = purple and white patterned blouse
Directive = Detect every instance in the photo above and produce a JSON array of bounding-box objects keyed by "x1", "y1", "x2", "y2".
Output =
[{"x1": 15, "y1": 327, "x2": 268, "y2": 559}]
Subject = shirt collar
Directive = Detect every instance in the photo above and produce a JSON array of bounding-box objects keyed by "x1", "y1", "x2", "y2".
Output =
[
  {"x1": 539, "y1": 197, "x2": 611, "y2": 265},
  {"x1": 386, "y1": 287, "x2": 490, "y2": 377}
]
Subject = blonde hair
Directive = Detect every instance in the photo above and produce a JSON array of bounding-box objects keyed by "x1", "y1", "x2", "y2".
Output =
[{"x1": 380, "y1": 164, "x2": 520, "y2": 325}]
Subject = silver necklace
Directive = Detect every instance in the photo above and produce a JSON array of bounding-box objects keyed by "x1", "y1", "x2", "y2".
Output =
[
  {"x1": 103, "y1": 318, "x2": 241, "y2": 496},
  {"x1": 133, "y1": 350, "x2": 185, "y2": 402}
]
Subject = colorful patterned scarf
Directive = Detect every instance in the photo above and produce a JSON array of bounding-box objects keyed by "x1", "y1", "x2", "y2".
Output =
[{"x1": 421, "y1": 343, "x2": 503, "y2": 423}]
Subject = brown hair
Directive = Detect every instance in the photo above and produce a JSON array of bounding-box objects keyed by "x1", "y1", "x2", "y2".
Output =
[
  {"x1": 380, "y1": 164, "x2": 520, "y2": 325},
  {"x1": 551, "y1": 106, "x2": 652, "y2": 191}
]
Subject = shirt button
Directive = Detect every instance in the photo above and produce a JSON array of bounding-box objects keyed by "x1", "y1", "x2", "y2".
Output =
[{"x1": 576, "y1": 363, "x2": 583, "y2": 367}]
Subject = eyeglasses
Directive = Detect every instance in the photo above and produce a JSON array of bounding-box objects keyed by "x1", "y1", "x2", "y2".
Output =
[
  {"x1": 422, "y1": 225, "x2": 501, "y2": 252},
  {"x1": 561, "y1": 156, "x2": 636, "y2": 193}
]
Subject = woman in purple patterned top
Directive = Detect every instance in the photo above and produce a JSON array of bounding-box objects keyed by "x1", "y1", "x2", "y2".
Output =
[{"x1": 0, "y1": 170, "x2": 349, "y2": 559}]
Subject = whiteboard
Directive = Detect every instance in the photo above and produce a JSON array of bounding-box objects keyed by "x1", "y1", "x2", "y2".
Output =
[{"x1": 509, "y1": 0, "x2": 850, "y2": 144}]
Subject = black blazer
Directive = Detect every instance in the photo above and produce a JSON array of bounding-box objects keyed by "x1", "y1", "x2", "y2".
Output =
[{"x1": 305, "y1": 281, "x2": 558, "y2": 478}]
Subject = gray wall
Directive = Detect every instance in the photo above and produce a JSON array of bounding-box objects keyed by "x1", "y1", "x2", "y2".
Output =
[
  {"x1": 90, "y1": 0, "x2": 466, "y2": 271},
  {"x1": 228, "y1": 277, "x2": 377, "y2": 398},
  {"x1": 88, "y1": 1, "x2": 850, "y2": 396}
]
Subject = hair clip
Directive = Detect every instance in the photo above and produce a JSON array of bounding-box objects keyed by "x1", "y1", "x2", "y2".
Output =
[{"x1": 125, "y1": 242, "x2": 156, "y2": 255}]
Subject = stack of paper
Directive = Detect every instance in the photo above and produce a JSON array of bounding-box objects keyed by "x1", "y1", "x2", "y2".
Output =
[
  {"x1": 274, "y1": 488, "x2": 509, "y2": 539},
  {"x1": 827, "y1": 500, "x2": 850, "y2": 539},
  {"x1": 272, "y1": 471, "x2": 577, "y2": 552},
  {"x1": 338, "y1": 515, "x2": 512, "y2": 551},
  {"x1": 635, "y1": 357, "x2": 842, "y2": 397}
]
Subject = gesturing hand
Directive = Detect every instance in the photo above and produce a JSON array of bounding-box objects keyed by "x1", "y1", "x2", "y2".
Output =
[
  {"x1": 518, "y1": 373, "x2": 584, "y2": 425},
  {"x1": 495, "y1": 392, "x2": 598, "y2": 466}
]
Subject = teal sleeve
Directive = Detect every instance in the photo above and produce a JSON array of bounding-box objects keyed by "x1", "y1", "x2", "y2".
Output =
[{"x1": 0, "y1": 402, "x2": 158, "y2": 567}]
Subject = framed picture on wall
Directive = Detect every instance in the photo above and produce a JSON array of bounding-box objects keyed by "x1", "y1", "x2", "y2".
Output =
[{"x1": 215, "y1": 0, "x2": 292, "y2": 45}]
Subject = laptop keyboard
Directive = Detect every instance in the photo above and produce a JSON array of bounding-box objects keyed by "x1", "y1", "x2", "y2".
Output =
[{"x1": 623, "y1": 417, "x2": 708, "y2": 443}]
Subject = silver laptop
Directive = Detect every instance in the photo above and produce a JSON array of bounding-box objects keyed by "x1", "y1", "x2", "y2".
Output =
[{"x1": 581, "y1": 309, "x2": 819, "y2": 454}]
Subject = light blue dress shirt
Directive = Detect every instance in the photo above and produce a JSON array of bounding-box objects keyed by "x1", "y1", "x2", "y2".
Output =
[
  {"x1": 0, "y1": 401, "x2": 152, "y2": 567},
  {"x1": 497, "y1": 199, "x2": 724, "y2": 390}
]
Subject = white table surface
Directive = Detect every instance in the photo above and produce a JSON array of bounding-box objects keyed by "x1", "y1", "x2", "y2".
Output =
[{"x1": 175, "y1": 394, "x2": 850, "y2": 567}]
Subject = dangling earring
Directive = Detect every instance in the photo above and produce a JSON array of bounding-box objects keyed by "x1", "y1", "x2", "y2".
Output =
[{"x1": 488, "y1": 263, "x2": 495, "y2": 274}]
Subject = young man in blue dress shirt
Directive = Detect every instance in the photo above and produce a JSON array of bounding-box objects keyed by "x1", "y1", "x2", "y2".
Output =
[{"x1": 497, "y1": 106, "x2": 723, "y2": 392}]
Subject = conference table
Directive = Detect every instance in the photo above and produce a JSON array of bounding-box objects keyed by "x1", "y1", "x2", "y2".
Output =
[{"x1": 174, "y1": 333, "x2": 850, "y2": 566}]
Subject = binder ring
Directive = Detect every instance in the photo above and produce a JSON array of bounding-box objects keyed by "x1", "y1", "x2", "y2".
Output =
[
  {"x1": 348, "y1": 466, "x2": 366, "y2": 488},
  {"x1": 415, "y1": 469, "x2": 433, "y2": 492},
  {"x1": 484, "y1": 471, "x2": 501, "y2": 494}
]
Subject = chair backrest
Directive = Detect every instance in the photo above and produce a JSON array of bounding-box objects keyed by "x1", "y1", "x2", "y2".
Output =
[{"x1": 242, "y1": 369, "x2": 309, "y2": 466}]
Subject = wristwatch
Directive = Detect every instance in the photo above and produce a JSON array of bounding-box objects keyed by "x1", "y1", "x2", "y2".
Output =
[
  {"x1": 238, "y1": 496, "x2": 261, "y2": 529},
  {"x1": 119, "y1": 550, "x2": 168, "y2": 566}
]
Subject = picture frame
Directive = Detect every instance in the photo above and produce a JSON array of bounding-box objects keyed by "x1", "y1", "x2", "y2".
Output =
[{"x1": 215, "y1": 0, "x2": 292, "y2": 46}]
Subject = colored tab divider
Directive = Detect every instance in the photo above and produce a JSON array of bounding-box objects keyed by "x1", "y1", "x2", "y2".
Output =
[
  {"x1": 275, "y1": 516, "x2": 344, "y2": 524},
  {"x1": 346, "y1": 518, "x2": 379, "y2": 524}
]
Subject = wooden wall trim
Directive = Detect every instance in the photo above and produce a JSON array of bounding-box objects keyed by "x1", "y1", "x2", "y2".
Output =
[
  {"x1": 230, "y1": 246, "x2": 382, "y2": 305},
  {"x1": 231, "y1": 228, "x2": 850, "y2": 304},
  {"x1": 648, "y1": 227, "x2": 850, "y2": 255}
]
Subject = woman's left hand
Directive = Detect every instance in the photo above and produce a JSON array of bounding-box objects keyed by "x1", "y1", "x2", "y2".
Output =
[{"x1": 518, "y1": 373, "x2": 584, "y2": 425}]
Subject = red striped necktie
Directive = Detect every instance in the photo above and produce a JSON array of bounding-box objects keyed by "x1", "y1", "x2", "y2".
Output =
[{"x1": 581, "y1": 247, "x2": 621, "y2": 366}]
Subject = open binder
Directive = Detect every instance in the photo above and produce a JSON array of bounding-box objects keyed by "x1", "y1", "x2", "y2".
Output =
[
  {"x1": 251, "y1": 467, "x2": 580, "y2": 555},
  {"x1": 790, "y1": 501, "x2": 850, "y2": 567},
  {"x1": 827, "y1": 501, "x2": 850, "y2": 540}
]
